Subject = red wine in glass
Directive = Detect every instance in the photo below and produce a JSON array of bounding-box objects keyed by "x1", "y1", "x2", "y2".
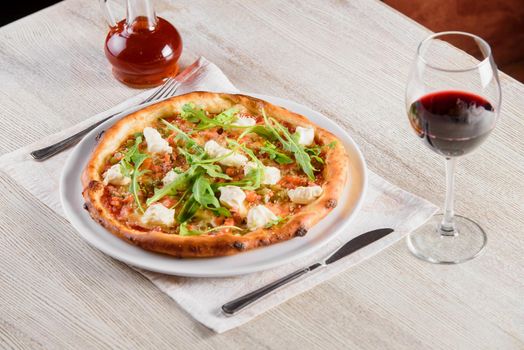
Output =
[
  {"x1": 408, "y1": 90, "x2": 496, "y2": 157},
  {"x1": 405, "y1": 32, "x2": 501, "y2": 264}
]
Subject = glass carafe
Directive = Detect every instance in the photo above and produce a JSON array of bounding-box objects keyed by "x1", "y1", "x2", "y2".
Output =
[{"x1": 100, "y1": 0, "x2": 183, "y2": 88}]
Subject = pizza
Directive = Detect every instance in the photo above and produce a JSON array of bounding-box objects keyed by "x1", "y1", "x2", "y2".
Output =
[{"x1": 82, "y1": 92, "x2": 348, "y2": 258}]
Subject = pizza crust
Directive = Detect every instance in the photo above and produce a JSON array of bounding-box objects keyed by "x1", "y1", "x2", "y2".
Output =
[{"x1": 82, "y1": 92, "x2": 349, "y2": 258}]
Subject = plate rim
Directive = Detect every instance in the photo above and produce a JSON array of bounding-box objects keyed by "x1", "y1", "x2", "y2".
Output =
[{"x1": 59, "y1": 92, "x2": 368, "y2": 277}]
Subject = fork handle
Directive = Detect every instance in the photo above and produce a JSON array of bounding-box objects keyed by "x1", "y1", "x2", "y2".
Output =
[{"x1": 30, "y1": 114, "x2": 114, "y2": 161}]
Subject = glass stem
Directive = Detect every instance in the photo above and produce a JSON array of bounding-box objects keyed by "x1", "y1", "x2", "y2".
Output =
[{"x1": 440, "y1": 157, "x2": 457, "y2": 235}]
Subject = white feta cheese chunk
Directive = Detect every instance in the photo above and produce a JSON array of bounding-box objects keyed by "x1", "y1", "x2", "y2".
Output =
[
  {"x1": 263, "y1": 166, "x2": 281, "y2": 185},
  {"x1": 243, "y1": 162, "x2": 281, "y2": 185},
  {"x1": 243, "y1": 161, "x2": 258, "y2": 176},
  {"x1": 204, "y1": 140, "x2": 248, "y2": 167},
  {"x1": 288, "y1": 185, "x2": 323, "y2": 204},
  {"x1": 143, "y1": 127, "x2": 172, "y2": 154},
  {"x1": 220, "y1": 153, "x2": 249, "y2": 167},
  {"x1": 204, "y1": 140, "x2": 224, "y2": 158},
  {"x1": 162, "y1": 170, "x2": 179, "y2": 186},
  {"x1": 218, "y1": 186, "x2": 246, "y2": 213},
  {"x1": 295, "y1": 126, "x2": 315, "y2": 146},
  {"x1": 232, "y1": 116, "x2": 256, "y2": 127},
  {"x1": 103, "y1": 164, "x2": 131, "y2": 186},
  {"x1": 247, "y1": 205, "x2": 278, "y2": 231},
  {"x1": 141, "y1": 203, "x2": 175, "y2": 227}
]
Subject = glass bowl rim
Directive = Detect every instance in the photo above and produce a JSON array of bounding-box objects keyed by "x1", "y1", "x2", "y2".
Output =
[{"x1": 417, "y1": 31, "x2": 493, "y2": 73}]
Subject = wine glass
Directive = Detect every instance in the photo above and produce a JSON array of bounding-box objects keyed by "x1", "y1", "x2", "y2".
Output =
[{"x1": 405, "y1": 31, "x2": 501, "y2": 264}]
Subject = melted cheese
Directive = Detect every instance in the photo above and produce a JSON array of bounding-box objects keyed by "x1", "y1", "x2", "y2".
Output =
[
  {"x1": 288, "y1": 185, "x2": 323, "y2": 204},
  {"x1": 244, "y1": 162, "x2": 281, "y2": 185},
  {"x1": 295, "y1": 126, "x2": 315, "y2": 146},
  {"x1": 218, "y1": 186, "x2": 246, "y2": 213},
  {"x1": 143, "y1": 127, "x2": 172, "y2": 154},
  {"x1": 162, "y1": 170, "x2": 179, "y2": 186},
  {"x1": 204, "y1": 140, "x2": 248, "y2": 167},
  {"x1": 247, "y1": 205, "x2": 278, "y2": 231},
  {"x1": 141, "y1": 203, "x2": 175, "y2": 227},
  {"x1": 103, "y1": 164, "x2": 131, "y2": 186},
  {"x1": 263, "y1": 166, "x2": 281, "y2": 185},
  {"x1": 232, "y1": 116, "x2": 256, "y2": 127}
]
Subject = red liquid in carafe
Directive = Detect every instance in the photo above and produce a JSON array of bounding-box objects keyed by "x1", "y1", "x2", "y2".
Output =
[{"x1": 104, "y1": 16, "x2": 182, "y2": 88}]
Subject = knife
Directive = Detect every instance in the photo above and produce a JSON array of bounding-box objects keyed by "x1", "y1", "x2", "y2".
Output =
[{"x1": 221, "y1": 228, "x2": 394, "y2": 315}]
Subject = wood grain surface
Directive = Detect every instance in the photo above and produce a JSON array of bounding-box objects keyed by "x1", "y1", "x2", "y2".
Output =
[{"x1": 0, "y1": 0, "x2": 523, "y2": 349}]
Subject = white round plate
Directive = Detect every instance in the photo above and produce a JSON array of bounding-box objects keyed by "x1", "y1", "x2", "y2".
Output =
[{"x1": 60, "y1": 93, "x2": 367, "y2": 277}]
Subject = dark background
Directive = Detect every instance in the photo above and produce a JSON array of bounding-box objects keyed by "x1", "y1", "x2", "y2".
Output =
[{"x1": 1, "y1": 0, "x2": 62, "y2": 27}]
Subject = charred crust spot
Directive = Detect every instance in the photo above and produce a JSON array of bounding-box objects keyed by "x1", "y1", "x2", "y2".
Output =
[
  {"x1": 326, "y1": 199, "x2": 338, "y2": 208},
  {"x1": 128, "y1": 236, "x2": 135, "y2": 242},
  {"x1": 295, "y1": 226, "x2": 308, "y2": 237},
  {"x1": 83, "y1": 203, "x2": 88, "y2": 211},
  {"x1": 95, "y1": 130, "x2": 105, "y2": 142},
  {"x1": 189, "y1": 245, "x2": 198, "y2": 253},
  {"x1": 87, "y1": 180, "x2": 103, "y2": 191},
  {"x1": 233, "y1": 241, "x2": 246, "y2": 250},
  {"x1": 258, "y1": 238, "x2": 270, "y2": 246}
]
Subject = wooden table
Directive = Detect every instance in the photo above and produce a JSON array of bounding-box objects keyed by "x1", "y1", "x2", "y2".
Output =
[{"x1": 1, "y1": 0, "x2": 522, "y2": 348}]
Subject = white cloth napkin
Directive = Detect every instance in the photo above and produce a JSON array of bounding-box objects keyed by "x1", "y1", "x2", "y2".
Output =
[{"x1": 0, "y1": 57, "x2": 438, "y2": 333}]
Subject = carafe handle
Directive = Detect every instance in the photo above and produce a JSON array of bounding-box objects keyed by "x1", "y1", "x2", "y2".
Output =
[{"x1": 99, "y1": 0, "x2": 117, "y2": 28}]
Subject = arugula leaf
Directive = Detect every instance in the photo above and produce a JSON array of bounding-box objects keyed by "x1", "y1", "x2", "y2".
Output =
[
  {"x1": 237, "y1": 125, "x2": 276, "y2": 141},
  {"x1": 119, "y1": 136, "x2": 141, "y2": 177},
  {"x1": 178, "y1": 222, "x2": 201, "y2": 236},
  {"x1": 177, "y1": 143, "x2": 240, "y2": 167},
  {"x1": 129, "y1": 169, "x2": 148, "y2": 213},
  {"x1": 177, "y1": 195, "x2": 201, "y2": 223},
  {"x1": 260, "y1": 141, "x2": 293, "y2": 164},
  {"x1": 305, "y1": 145, "x2": 325, "y2": 165},
  {"x1": 192, "y1": 176, "x2": 220, "y2": 209},
  {"x1": 180, "y1": 103, "x2": 237, "y2": 130},
  {"x1": 261, "y1": 109, "x2": 315, "y2": 180},
  {"x1": 265, "y1": 216, "x2": 284, "y2": 228},
  {"x1": 177, "y1": 146, "x2": 203, "y2": 164},
  {"x1": 265, "y1": 215, "x2": 291, "y2": 229},
  {"x1": 176, "y1": 147, "x2": 231, "y2": 179},
  {"x1": 213, "y1": 107, "x2": 237, "y2": 126},
  {"x1": 118, "y1": 136, "x2": 150, "y2": 213},
  {"x1": 176, "y1": 175, "x2": 231, "y2": 223},
  {"x1": 178, "y1": 223, "x2": 244, "y2": 236},
  {"x1": 213, "y1": 140, "x2": 263, "y2": 191},
  {"x1": 198, "y1": 163, "x2": 232, "y2": 180},
  {"x1": 327, "y1": 141, "x2": 337, "y2": 149},
  {"x1": 210, "y1": 206, "x2": 231, "y2": 217},
  {"x1": 146, "y1": 166, "x2": 204, "y2": 206},
  {"x1": 180, "y1": 103, "x2": 207, "y2": 123},
  {"x1": 146, "y1": 158, "x2": 232, "y2": 206},
  {"x1": 161, "y1": 119, "x2": 202, "y2": 151},
  {"x1": 192, "y1": 176, "x2": 232, "y2": 217},
  {"x1": 169, "y1": 189, "x2": 189, "y2": 209}
]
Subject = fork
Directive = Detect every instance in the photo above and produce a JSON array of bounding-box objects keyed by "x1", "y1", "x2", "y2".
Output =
[{"x1": 30, "y1": 59, "x2": 203, "y2": 161}]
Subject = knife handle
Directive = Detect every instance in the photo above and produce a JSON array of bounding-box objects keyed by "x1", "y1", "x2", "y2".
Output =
[{"x1": 221, "y1": 262, "x2": 322, "y2": 315}]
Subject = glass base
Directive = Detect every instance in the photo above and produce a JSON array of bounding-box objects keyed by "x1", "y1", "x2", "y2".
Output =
[
  {"x1": 111, "y1": 63, "x2": 179, "y2": 89},
  {"x1": 407, "y1": 214, "x2": 487, "y2": 264}
]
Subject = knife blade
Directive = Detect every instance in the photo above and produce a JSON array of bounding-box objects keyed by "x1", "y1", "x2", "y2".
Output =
[{"x1": 221, "y1": 228, "x2": 395, "y2": 315}]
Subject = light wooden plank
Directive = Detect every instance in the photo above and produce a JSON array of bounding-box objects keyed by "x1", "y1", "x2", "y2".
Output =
[{"x1": 0, "y1": 0, "x2": 522, "y2": 349}]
